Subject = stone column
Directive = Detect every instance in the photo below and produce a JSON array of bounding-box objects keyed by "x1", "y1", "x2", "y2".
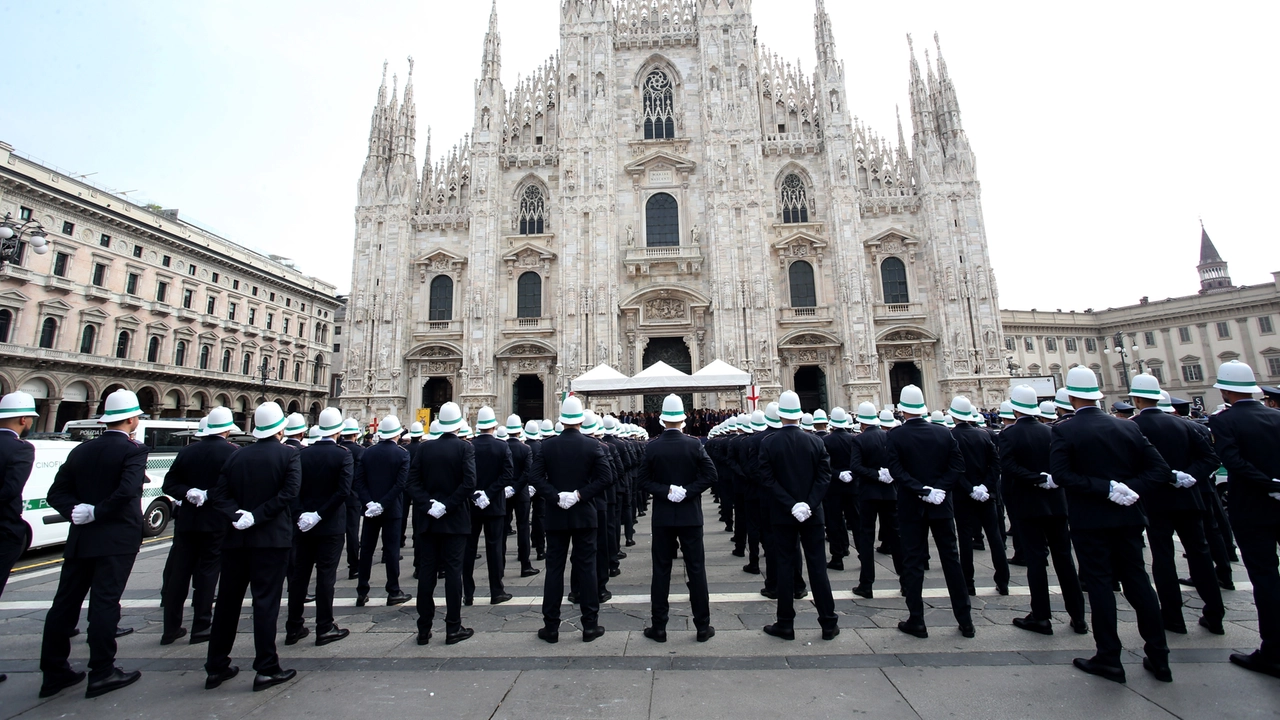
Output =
[{"x1": 44, "y1": 399, "x2": 62, "y2": 433}]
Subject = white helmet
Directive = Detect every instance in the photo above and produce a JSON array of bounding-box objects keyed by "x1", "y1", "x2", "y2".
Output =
[
  {"x1": 476, "y1": 406, "x2": 498, "y2": 430},
  {"x1": 559, "y1": 395, "x2": 585, "y2": 426},
  {"x1": 0, "y1": 391, "x2": 40, "y2": 421},
  {"x1": 1065, "y1": 366, "x2": 1104, "y2": 400},
  {"x1": 948, "y1": 396, "x2": 979, "y2": 423},
  {"x1": 407, "y1": 421, "x2": 425, "y2": 439},
  {"x1": 377, "y1": 415, "x2": 404, "y2": 440},
  {"x1": 764, "y1": 402, "x2": 782, "y2": 429},
  {"x1": 507, "y1": 414, "x2": 524, "y2": 437},
  {"x1": 750, "y1": 410, "x2": 767, "y2": 432},
  {"x1": 252, "y1": 401, "x2": 287, "y2": 439},
  {"x1": 284, "y1": 413, "x2": 308, "y2": 437},
  {"x1": 102, "y1": 388, "x2": 145, "y2": 424},
  {"x1": 829, "y1": 406, "x2": 852, "y2": 429},
  {"x1": 427, "y1": 420, "x2": 443, "y2": 440},
  {"x1": 496, "y1": 426, "x2": 509, "y2": 440},
  {"x1": 1129, "y1": 373, "x2": 1162, "y2": 401},
  {"x1": 929, "y1": 410, "x2": 947, "y2": 425},
  {"x1": 1039, "y1": 401, "x2": 1058, "y2": 420},
  {"x1": 524, "y1": 420, "x2": 540, "y2": 438},
  {"x1": 194, "y1": 417, "x2": 210, "y2": 439},
  {"x1": 1213, "y1": 359, "x2": 1262, "y2": 394},
  {"x1": 856, "y1": 402, "x2": 879, "y2": 427},
  {"x1": 998, "y1": 401, "x2": 1017, "y2": 420},
  {"x1": 800, "y1": 413, "x2": 815, "y2": 431},
  {"x1": 205, "y1": 406, "x2": 236, "y2": 435},
  {"x1": 1158, "y1": 390, "x2": 1175, "y2": 413},
  {"x1": 878, "y1": 409, "x2": 898, "y2": 427},
  {"x1": 661, "y1": 394, "x2": 686, "y2": 423},
  {"x1": 1054, "y1": 387, "x2": 1073, "y2": 411},
  {"x1": 812, "y1": 409, "x2": 828, "y2": 426},
  {"x1": 437, "y1": 402, "x2": 463, "y2": 432},
  {"x1": 341, "y1": 418, "x2": 361, "y2": 436},
  {"x1": 540, "y1": 419, "x2": 554, "y2": 436},
  {"x1": 318, "y1": 407, "x2": 345, "y2": 436},
  {"x1": 778, "y1": 391, "x2": 804, "y2": 421},
  {"x1": 898, "y1": 385, "x2": 927, "y2": 416},
  {"x1": 1010, "y1": 385, "x2": 1040, "y2": 416}
]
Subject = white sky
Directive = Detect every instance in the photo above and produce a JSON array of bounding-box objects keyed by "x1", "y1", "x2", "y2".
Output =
[{"x1": 2, "y1": 0, "x2": 1276, "y2": 310}]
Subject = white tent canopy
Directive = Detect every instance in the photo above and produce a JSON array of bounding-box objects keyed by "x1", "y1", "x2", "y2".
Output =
[
  {"x1": 691, "y1": 360, "x2": 751, "y2": 388},
  {"x1": 570, "y1": 364, "x2": 631, "y2": 394},
  {"x1": 570, "y1": 360, "x2": 751, "y2": 396}
]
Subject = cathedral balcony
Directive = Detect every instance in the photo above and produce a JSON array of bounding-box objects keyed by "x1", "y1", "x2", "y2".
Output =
[
  {"x1": 502, "y1": 316, "x2": 555, "y2": 337},
  {"x1": 873, "y1": 302, "x2": 927, "y2": 323},
  {"x1": 499, "y1": 145, "x2": 559, "y2": 170},
  {"x1": 412, "y1": 319, "x2": 463, "y2": 341},
  {"x1": 119, "y1": 293, "x2": 144, "y2": 310},
  {"x1": 47, "y1": 276, "x2": 76, "y2": 294},
  {"x1": 778, "y1": 306, "x2": 835, "y2": 326},
  {"x1": 0, "y1": 263, "x2": 31, "y2": 284},
  {"x1": 623, "y1": 245, "x2": 703, "y2": 276},
  {"x1": 762, "y1": 132, "x2": 823, "y2": 157}
]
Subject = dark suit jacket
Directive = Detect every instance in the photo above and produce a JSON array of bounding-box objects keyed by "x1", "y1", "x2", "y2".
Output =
[
  {"x1": 507, "y1": 438, "x2": 532, "y2": 504},
  {"x1": 1132, "y1": 408, "x2": 1218, "y2": 515},
  {"x1": 526, "y1": 428, "x2": 611, "y2": 531},
  {"x1": 885, "y1": 418, "x2": 965, "y2": 521},
  {"x1": 298, "y1": 440, "x2": 354, "y2": 535},
  {"x1": 821, "y1": 429, "x2": 855, "y2": 498},
  {"x1": 48, "y1": 430, "x2": 148, "y2": 558},
  {"x1": 602, "y1": 436, "x2": 631, "y2": 503},
  {"x1": 208, "y1": 438, "x2": 300, "y2": 549},
  {"x1": 339, "y1": 439, "x2": 365, "y2": 499},
  {"x1": 405, "y1": 433, "x2": 476, "y2": 535},
  {"x1": 284, "y1": 438, "x2": 304, "y2": 450},
  {"x1": 997, "y1": 416, "x2": 1067, "y2": 519},
  {"x1": 471, "y1": 433, "x2": 513, "y2": 518},
  {"x1": 1182, "y1": 417, "x2": 1221, "y2": 500},
  {"x1": 849, "y1": 426, "x2": 895, "y2": 502},
  {"x1": 639, "y1": 429, "x2": 717, "y2": 527},
  {"x1": 1049, "y1": 405, "x2": 1170, "y2": 530},
  {"x1": 1208, "y1": 400, "x2": 1280, "y2": 529},
  {"x1": 951, "y1": 424, "x2": 1000, "y2": 498},
  {"x1": 163, "y1": 435, "x2": 238, "y2": 534},
  {"x1": 758, "y1": 426, "x2": 831, "y2": 526},
  {"x1": 355, "y1": 440, "x2": 409, "y2": 518},
  {"x1": 0, "y1": 430, "x2": 35, "y2": 539}
]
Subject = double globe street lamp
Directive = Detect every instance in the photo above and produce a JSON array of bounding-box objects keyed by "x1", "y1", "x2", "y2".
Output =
[
  {"x1": 0, "y1": 212, "x2": 50, "y2": 265},
  {"x1": 1102, "y1": 332, "x2": 1141, "y2": 390}
]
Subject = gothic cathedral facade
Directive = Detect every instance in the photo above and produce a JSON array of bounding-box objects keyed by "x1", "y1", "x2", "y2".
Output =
[{"x1": 342, "y1": 0, "x2": 1007, "y2": 423}]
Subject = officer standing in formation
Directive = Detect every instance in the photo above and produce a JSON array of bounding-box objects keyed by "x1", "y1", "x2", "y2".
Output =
[
  {"x1": 339, "y1": 420, "x2": 365, "y2": 580},
  {"x1": 846, "y1": 403, "x2": 900, "y2": 599},
  {"x1": 821, "y1": 407, "x2": 856, "y2": 571},
  {"x1": 463, "y1": 406, "x2": 514, "y2": 606},
  {"x1": 0, "y1": 391, "x2": 41, "y2": 686},
  {"x1": 948, "y1": 396, "x2": 1009, "y2": 596},
  {"x1": 354, "y1": 416, "x2": 411, "y2": 607},
  {"x1": 507, "y1": 416, "x2": 540, "y2": 578}
]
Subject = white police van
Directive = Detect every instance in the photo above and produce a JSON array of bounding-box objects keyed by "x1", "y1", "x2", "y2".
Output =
[{"x1": 18, "y1": 419, "x2": 200, "y2": 553}]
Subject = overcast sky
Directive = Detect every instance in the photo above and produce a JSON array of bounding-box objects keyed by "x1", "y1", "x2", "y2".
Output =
[{"x1": 2, "y1": 0, "x2": 1275, "y2": 310}]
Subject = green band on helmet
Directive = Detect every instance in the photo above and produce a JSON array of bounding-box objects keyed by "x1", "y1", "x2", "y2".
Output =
[
  {"x1": 561, "y1": 411, "x2": 583, "y2": 420},
  {"x1": 0, "y1": 406, "x2": 37, "y2": 413},
  {"x1": 661, "y1": 410, "x2": 684, "y2": 417},
  {"x1": 1011, "y1": 399, "x2": 1038, "y2": 410},
  {"x1": 1066, "y1": 384, "x2": 1099, "y2": 393},
  {"x1": 256, "y1": 417, "x2": 285, "y2": 433},
  {"x1": 438, "y1": 416, "x2": 461, "y2": 426},
  {"x1": 319, "y1": 422, "x2": 344, "y2": 432},
  {"x1": 900, "y1": 401, "x2": 924, "y2": 410},
  {"x1": 103, "y1": 404, "x2": 141, "y2": 417},
  {"x1": 857, "y1": 414, "x2": 877, "y2": 422},
  {"x1": 781, "y1": 406, "x2": 802, "y2": 414},
  {"x1": 207, "y1": 420, "x2": 236, "y2": 430},
  {"x1": 1216, "y1": 378, "x2": 1258, "y2": 388},
  {"x1": 380, "y1": 424, "x2": 402, "y2": 435}
]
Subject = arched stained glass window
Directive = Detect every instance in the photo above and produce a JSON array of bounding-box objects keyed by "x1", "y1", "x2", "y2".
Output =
[
  {"x1": 780, "y1": 174, "x2": 809, "y2": 224},
  {"x1": 517, "y1": 272, "x2": 542, "y2": 318},
  {"x1": 643, "y1": 70, "x2": 675, "y2": 140},
  {"x1": 788, "y1": 261, "x2": 817, "y2": 308},
  {"x1": 429, "y1": 276, "x2": 454, "y2": 321},
  {"x1": 645, "y1": 193, "x2": 679, "y2": 247},
  {"x1": 881, "y1": 257, "x2": 909, "y2": 305},
  {"x1": 518, "y1": 186, "x2": 545, "y2": 235}
]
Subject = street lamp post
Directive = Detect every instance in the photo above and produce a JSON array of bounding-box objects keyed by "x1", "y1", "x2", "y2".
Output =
[
  {"x1": 257, "y1": 358, "x2": 277, "y2": 403},
  {"x1": 1102, "y1": 332, "x2": 1140, "y2": 390},
  {"x1": 0, "y1": 213, "x2": 50, "y2": 265}
]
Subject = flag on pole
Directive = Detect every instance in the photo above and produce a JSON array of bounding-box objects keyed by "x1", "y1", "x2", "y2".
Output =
[{"x1": 746, "y1": 385, "x2": 761, "y2": 412}]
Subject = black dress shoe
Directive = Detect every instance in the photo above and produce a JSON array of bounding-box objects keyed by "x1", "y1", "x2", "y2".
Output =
[
  {"x1": 491, "y1": 593, "x2": 513, "y2": 605},
  {"x1": 696, "y1": 626, "x2": 716, "y2": 643},
  {"x1": 897, "y1": 621, "x2": 928, "y2": 639},
  {"x1": 763, "y1": 624, "x2": 795, "y2": 641},
  {"x1": 600, "y1": 590, "x2": 613, "y2": 602},
  {"x1": 793, "y1": 589, "x2": 808, "y2": 600},
  {"x1": 1177, "y1": 577, "x2": 1195, "y2": 587},
  {"x1": 190, "y1": 630, "x2": 212, "y2": 645},
  {"x1": 253, "y1": 668, "x2": 297, "y2": 692},
  {"x1": 348, "y1": 568, "x2": 359, "y2": 580},
  {"x1": 1230, "y1": 650, "x2": 1280, "y2": 679},
  {"x1": 996, "y1": 583, "x2": 1009, "y2": 596},
  {"x1": 876, "y1": 544, "x2": 891, "y2": 555},
  {"x1": 1012, "y1": 615, "x2": 1053, "y2": 635},
  {"x1": 608, "y1": 568, "x2": 621, "y2": 577},
  {"x1": 445, "y1": 627, "x2": 475, "y2": 645},
  {"x1": 316, "y1": 627, "x2": 350, "y2": 646},
  {"x1": 1143, "y1": 657, "x2": 1173, "y2": 682},
  {"x1": 731, "y1": 548, "x2": 746, "y2": 558},
  {"x1": 1073, "y1": 657, "x2": 1125, "y2": 683},
  {"x1": 387, "y1": 592, "x2": 412, "y2": 606},
  {"x1": 417, "y1": 632, "x2": 432, "y2": 645},
  {"x1": 521, "y1": 567, "x2": 541, "y2": 577},
  {"x1": 1008, "y1": 555, "x2": 1027, "y2": 567},
  {"x1": 742, "y1": 563, "x2": 760, "y2": 575},
  {"x1": 1070, "y1": 618, "x2": 1089, "y2": 635},
  {"x1": 643, "y1": 627, "x2": 667, "y2": 643},
  {"x1": 355, "y1": 594, "x2": 369, "y2": 607},
  {"x1": 966, "y1": 585, "x2": 977, "y2": 597},
  {"x1": 582, "y1": 626, "x2": 605, "y2": 643},
  {"x1": 160, "y1": 628, "x2": 188, "y2": 645},
  {"x1": 624, "y1": 540, "x2": 636, "y2": 547},
  {"x1": 959, "y1": 624, "x2": 976, "y2": 639},
  {"x1": 463, "y1": 596, "x2": 474, "y2": 606},
  {"x1": 760, "y1": 588, "x2": 777, "y2": 599},
  {"x1": 115, "y1": 627, "x2": 134, "y2": 639},
  {"x1": 852, "y1": 584, "x2": 873, "y2": 599},
  {"x1": 822, "y1": 626, "x2": 840, "y2": 641},
  {"x1": 1199, "y1": 616, "x2": 1225, "y2": 635},
  {"x1": 567, "y1": 592, "x2": 580, "y2": 604},
  {"x1": 615, "y1": 551, "x2": 627, "y2": 560},
  {"x1": 85, "y1": 667, "x2": 142, "y2": 698},
  {"x1": 304, "y1": 594, "x2": 316, "y2": 604},
  {"x1": 285, "y1": 627, "x2": 311, "y2": 645},
  {"x1": 204, "y1": 666, "x2": 238, "y2": 690},
  {"x1": 1221, "y1": 580, "x2": 1236, "y2": 591},
  {"x1": 437, "y1": 569, "x2": 447, "y2": 579},
  {"x1": 537, "y1": 627, "x2": 559, "y2": 644},
  {"x1": 39, "y1": 670, "x2": 86, "y2": 698},
  {"x1": 827, "y1": 558, "x2": 844, "y2": 571},
  {"x1": 1165, "y1": 622, "x2": 1188, "y2": 635},
  {"x1": 536, "y1": 551, "x2": 547, "y2": 560}
]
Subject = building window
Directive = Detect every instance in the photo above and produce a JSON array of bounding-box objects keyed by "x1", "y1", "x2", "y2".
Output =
[
  {"x1": 1144, "y1": 331, "x2": 1156, "y2": 347},
  {"x1": 156, "y1": 281, "x2": 168, "y2": 303},
  {"x1": 429, "y1": 276, "x2": 453, "y2": 321},
  {"x1": 147, "y1": 336, "x2": 161, "y2": 363},
  {"x1": 116, "y1": 331, "x2": 130, "y2": 359},
  {"x1": 126, "y1": 272, "x2": 139, "y2": 295},
  {"x1": 0, "y1": 309, "x2": 10, "y2": 343},
  {"x1": 248, "y1": 308, "x2": 256, "y2": 325},
  {"x1": 99, "y1": 234, "x2": 111, "y2": 248},
  {"x1": 294, "y1": 363, "x2": 301, "y2": 382},
  {"x1": 188, "y1": 264, "x2": 197, "y2": 276},
  {"x1": 1065, "y1": 337, "x2": 1078, "y2": 353},
  {"x1": 228, "y1": 302, "x2": 237, "y2": 321},
  {"x1": 278, "y1": 358, "x2": 286, "y2": 379},
  {"x1": 518, "y1": 186, "x2": 546, "y2": 235},
  {"x1": 182, "y1": 288, "x2": 193, "y2": 309},
  {"x1": 642, "y1": 69, "x2": 675, "y2": 140},
  {"x1": 1178, "y1": 327, "x2": 1192, "y2": 343},
  {"x1": 39, "y1": 318, "x2": 58, "y2": 348},
  {"x1": 1182, "y1": 363, "x2": 1204, "y2": 382},
  {"x1": 52, "y1": 252, "x2": 70, "y2": 277},
  {"x1": 79, "y1": 325, "x2": 96, "y2": 354},
  {"x1": 517, "y1": 271, "x2": 542, "y2": 318},
  {"x1": 645, "y1": 192, "x2": 679, "y2": 247},
  {"x1": 1004, "y1": 337, "x2": 1015, "y2": 352},
  {"x1": 1085, "y1": 337, "x2": 1097, "y2": 353},
  {"x1": 282, "y1": 318, "x2": 289, "y2": 334},
  {"x1": 221, "y1": 349, "x2": 232, "y2": 372},
  {"x1": 1150, "y1": 366, "x2": 1164, "y2": 383},
  {"x1": 269, "y1": 292, "x2": 276, "y2": 302},
  {"x1": 780, "y1": 174, "x2": 810, "y2": 223},
  {"x1": 1216, "y1": 321, "x2": 1230, "y2": 339},
  {"x1": 285, "y1": 298, "x2": 291, "y2": 308},
  {"x1": 175, "y1": 340, "x2": 187, "y2": 367},
  {"x1": 162, "y1": 255, "x2": 171, "y2": 267},
  {"x1": 241, "y1": 352, "x2": 252, "y2": 375},
  {"x1": 1024, "y1": 337, "x2": 1034, "y2": 352},
  {"x1": 199, "y1": 344, "x2": 210, "y2": 370},
  {"x1": 61, "y1": 221, "x2": 75, "y2": 235},
  {"x1": 19, "y1": 207, "x2": 32, "y2": 221},
  {"x1": 313, "y1": 353, "x2": 324, "y2": 385},
  {"x1": 1260, "y1": 316, "x2": 1275, "y2": 335},
  {"x1": 266, "y1": 312, "x2": 274, "y2": 330},
  {"x1": 251, "y1": 286, "x2": 258, "y2": 297},
  {"x1": 1268, "y1": 357, "x2": 1280, "y2": 377},
  {"x1": 880, "y1": 257, "x2": 909, "y2": 304},
  {"x1": 788, "y1": 261, "x2": 817, "y2": 308},
  {"x1": 212, "y1": 272, "x2": 220, "y2": 283},
  {"x1": 206, "y1": 296, "x2": 216, "y2": 315},
  {"x1": 298, "y1": 321, "x2": 306, "y2": 339},
  {"x1": 334, "y1": 325, "x2": 340, "y2": 336},
  {"x1": 92, "y1": 263, "x2": 107, "y2": 287},
  {"x1": 1045, "y1": 337, "x2": 1058, "y2": 352},
  {"x1": 333, "y1": 343, "x2": 341, "y2": 353},
  {"x1": 133, "y1": 245, "x2": 143, "y2": 258}
]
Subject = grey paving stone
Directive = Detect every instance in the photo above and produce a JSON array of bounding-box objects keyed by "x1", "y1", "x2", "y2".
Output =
[
  {"x1": 492, "y1": 669, "x2": 654, "y2": 720},
  {"x1": 245, "y1": 670, "x2": 520, "y2": 720},
  {"x1": 650, "y1": 669, "x2": 920, "y2": 720}
]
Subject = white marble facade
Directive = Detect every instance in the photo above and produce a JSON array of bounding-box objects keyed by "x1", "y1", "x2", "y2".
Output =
[{"x1": 341, "y1": 0, "x2": 1007, "y2": 423}]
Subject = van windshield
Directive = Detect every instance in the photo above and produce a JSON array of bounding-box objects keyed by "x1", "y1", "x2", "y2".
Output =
[
  {"x1": 144, "y1": 427, "x2": 188, "y2": 454},
  {"x1": 67, "y1": 425, "x2": 105, "y2": 443}
]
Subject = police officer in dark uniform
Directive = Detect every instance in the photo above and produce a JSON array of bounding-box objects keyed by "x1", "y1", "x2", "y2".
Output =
[
  {"x1": 639, "y1": 395, "x2": 717, "y2": 643},
  {"x1": 508, "y1": 417, "x2": 539, "y2": 577},
  {"x1": 39, "y1": 389, "x2": 148, "y2": 699},
  {"x1": 160, "y1": 406, "x2": 238, "y2": 645},
  {"x1": 820, "y1": 408, "x2": 856, "y2": 571},
  {"x1": 463, "y1": 407, "x2": 514, "y2": 606},
  {"x1": 1171, "y1": 396, "x2": 1236, "y2": 589},
  {"x1": 601, "y1": 416, "x2": 630, "y2": 579},
  {"x1": 0, "y1": 392, "x2": 40, "y2": 680},
  {"x1": 847, "y1": 404, "x2": 901, "y2": 599},
  {"x1": 204, "y1": 401, "x2": 301, "y2": 692},
  {"x1": 1051, "y1": 367, "x2": 1171, "y2": 684},
  {"x1": 948, "y1": 396, "x2": 1010, "y2": 596},
  {"x1": 339, "y1": 419, "x2": 365, "y2": 579},
  {"x1": 285, "y1": 408, "x2": 354, "y2": 647},
  {"x1": 354, "y1": 416, "x2": 412, "y2": 607}
]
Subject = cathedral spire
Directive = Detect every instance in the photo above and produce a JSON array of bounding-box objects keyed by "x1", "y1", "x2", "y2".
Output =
[
  {"x1": 481, "y1": 0, "x2": 502, "y2": 83},
  {"x1": 906, "y1": 34, "x2": 935, "y2": 146},
  {"x1": 814, "y1": 0, "x2": 837, "y2": 66},
  {"x1": 932, "y1": 32, "x2": 963, "y2": 134},
  {"x1": 396, "y1": 57, "x2": 417, "y2": 162},
  {"x1": 1197, "y1": 222, "x2": 1233, "y2": 294}
]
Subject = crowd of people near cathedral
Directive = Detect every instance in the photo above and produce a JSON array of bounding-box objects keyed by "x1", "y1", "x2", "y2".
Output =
[{"x1": 0, "y1": 359, "x2": 1277, "y2": 699}]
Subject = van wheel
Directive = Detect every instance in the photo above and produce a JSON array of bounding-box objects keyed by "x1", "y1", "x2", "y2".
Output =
[
  {"x1": 21, "y1": 524, "x2": 32, "y2": 555},
  {"x1": 143, "y1": 500, "x2": 170, "y2": 537}
]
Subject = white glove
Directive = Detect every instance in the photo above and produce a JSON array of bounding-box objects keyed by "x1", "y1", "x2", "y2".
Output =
[
  {"x1": 1108, "y1": 481, "x2": 1140, "y2": 506},
  {"x1": 173, "y1": 499, "x2": 182, "y2": 507},
  {"x1": 970, "y1": 484, "x2": 990, "y2": 503},
  {"x1": 71, "y1": 503, "x2": 95, "y2": 525},
  {"x1": 921, "y1": 487, "x2": 946, "y2": 505},
  {"x1": 527, "y1": 485, "x2": 536, "y2": 497},
  {"x1": 232, "y1": 510, "x2": 255, "y2": 530},
  {"x1": 790, "y1": 502, "x2": 812, "y2": 522},
  {"x1": 428, "y1": 500, "x2": 446, "y2": 519},
  {"x1": 1271, "y1": 492, "x2": 1280, "y2": 501},
  {"x1": 473, "y1": 491, "x2": 491, "y2": 510},
  {"x1": 839, "y1": 471, "x2": 853, "y2": 484},
  {"x1": 364, "y1": 501, "x2": 383, "y2": 518},
  {"x1": 185, "y1": 488, "x2": 208, "y2": 507},
  {"x1": 877, "y1": 468, "x2": 894, "y2": 484},
  {"x1": 297, "y1": 512, "x2": 321, "y2": 532},
  {"x1": 1173, "y1": 471, "x2": 1197, "y2": 489},
  {"x1": 557, "y1": 491, "x2": 580, "y2": 509},
  {"x1": 668, "y1": 485, "x2": 687, "y2": 503},
  {"x1": 1038, "y1": 472, "x2": 1057, "y2": 490},
  {"x1": 504, "y1": 486, "x2": 516, "y2": 499}
]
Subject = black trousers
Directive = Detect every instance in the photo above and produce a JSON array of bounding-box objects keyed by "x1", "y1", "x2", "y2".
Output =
[
  {"x1": 956, "y1": 497, "x2": 1010, "y2": 589},
  {"x1": 40, "y1": 553, "x2": 137, "y2": 681},
  {"x1": 595, "y1": 503, "x2": 610, "y2": 594},
  {"x1": 855, "y1": 497, "x2": 901, "y2": 587},
  {"x1": 732, "y1": 488, "x2": 759, "y2": 563},
  {"x1": 205, "y1": 547, "x2": 289, "y2": 675},
  {"x1": 464, "y1": 515, "x2": 507, "y2": 600},
  {"x1": 543, "y1": 528, "x2": 599, "y2": 629},
  {"x1": 607, "y1": 502, "x2": 621, "y2": 572},
  {"x1": 823, "y1": 483, "x2": 858, "y2": 559},
  {"x1": 530, "y1": 496, "x2": 546, "y2": 554},
  {"x1": 1070, "y1": 526, "x2": 1168, "y2": 667},
  {"x1": 716, "y1": 479, "x2": 733, "y2": 526},
  {"x1": 898, "y1": 513, "x2": 971, "y2": 626},
  {"x1": 650, "y1": 525, "x2": 711, "y2": 630},
  {"x1": 754, "y1": 497, "x2": 804, "y2": 593},
  {"x1": 513, "y1": 495, "x2": 534, "y2": 569},
  {"x1": 357, "y1": 515, "x2": 403, "y2": 596},
  {"x1": 1234, "y1": 522, "x2": 1280, "y2": 662},
  {"x1": 1149, "y1": 508, "x2": 1224, "y2": 627},
  {"x1": 1201, "y1": 495, "x2": 1234, "y2": 586},
  {"x1": 416, "y1": 532, "x2": 466, "y2": 634},
  {"x1": 287, "y1": 532, "x2": 344, "y2": 634},
  {"x1": 621, "y1": 482, "x2": 636, "y2": 541},
  {"x1": 1016, "y1": 514, "x2": 1085, "y2": 622},
  {"x1": 344, "y1": 496, "x2": 361, "y2": 570},
  {"x1": 161, "y1": 530, "x2": 224, "y2": 636},
  {"x1": 772, "y1": 521, "x2": 837, "y2": 630},
  {"x1": 400, "y1": 499, "x2": 413, "y2": 547},
  {"x1": 0, "y1": 523, "x2": 25, "y2": 598}
]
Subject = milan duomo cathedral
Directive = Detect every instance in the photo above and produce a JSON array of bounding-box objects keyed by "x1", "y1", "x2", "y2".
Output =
[{"x1": 340, "y1": 0, "x2": 1008, "y2": 424}]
